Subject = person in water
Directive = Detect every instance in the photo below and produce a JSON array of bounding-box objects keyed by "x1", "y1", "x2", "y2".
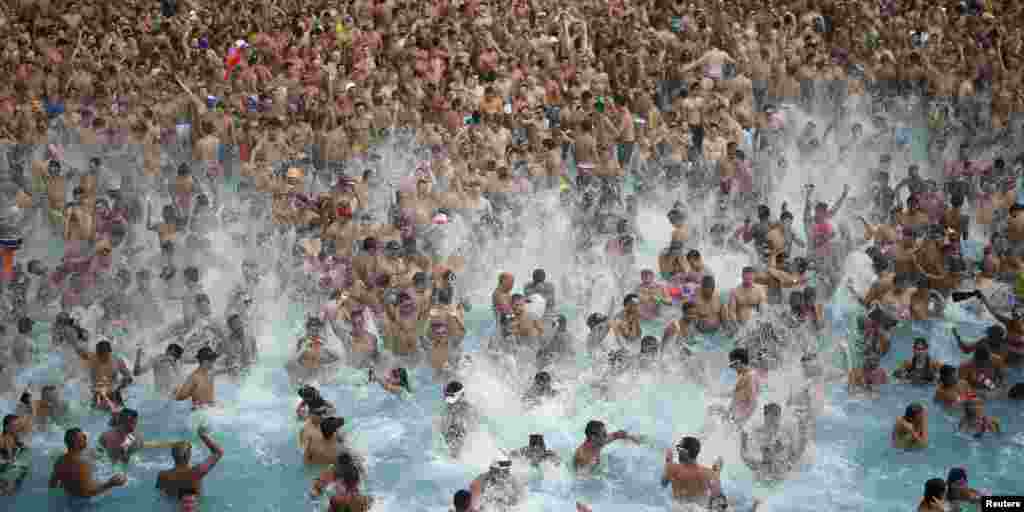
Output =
[
  {"x1": 155, "y1": 425, "x2": 224, "y2": 499},
  {"x1": 957, "y1": 345, "x2": 1006, "y2": 396},
  {"x1": 297, "y1": 385, "x2": 336, "y2": 420},
  {"x1": 304, "y1": 416, "x2": 352, "y2": 465},
  {"x1": 893, "y1": 338, "x2": 942, "y2": 385},
  {"x1": 727, "y1": 348, "x2": 760, "y2": 425},
  {"x1": 326, "y1": 462, "x2": 373, "y2": 512},
  {"x1": 99, "y1": 409, "x2": 182, "y2": 464},
  {"x1": 134, "y1": 343, "x2": 185, "y2": 396},
  {"x1": 440, "y1": 381, "x2": 480, "y2": 458},
  {"x1": 956, "y1": 399, "x2": 1001, "y2": 437},
  {"x1": 523, "y1": 371, "x2": 558, "y2": 408},
  {"x1": 572, "y1": 420, "x2": 644, "y2": 471},
  {"x1": 174, "y1": 347, "x2": 220, "y2": 409},
  {"x1": 848, "y1": 350, "x2": 887, "y2": 396},
  {"x1": 945, "y1": 467, "x2": 987, "y2": 507},
  {"x1": 0, "y1": 414, "x2": 29, "y2": 496},
  {"x1": 469, "y1": 459, "x2": 526, "y2": 511},
  {"x1": 740, "y1": 403, "x2": 804, "y2": 482},
  {"x1": 311, "y1": 452, "x2": 365, "y2": 498},
  {"x1": 934, "y1": 365, "x2": 974, "y2": 408},
  {"x1": 74, "y1": 339, "x2": 134, "y2": 410},
  {"x1": 917, "y1": 478, "x2": 947, "y2": 512},
  {"x1": 661, "y1": 436, "x2": 723, "y2": 504},
  {"x1": 509, "y1": 434, "x2": 561, "y2": 467},
  {"x1": 892, "y1": 403, "x2": 929, "y2": 450},
  {"x1": 49, "y1": 428, "x2": 128, "y2": 497},
  {"x1": 452, "y1": 489, "x2": 472, "y2": 512}
]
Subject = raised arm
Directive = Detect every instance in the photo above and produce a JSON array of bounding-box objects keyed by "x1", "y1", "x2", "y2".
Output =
[{"x1": 829, "y1": 184, "x2": 850, "y2": 217}]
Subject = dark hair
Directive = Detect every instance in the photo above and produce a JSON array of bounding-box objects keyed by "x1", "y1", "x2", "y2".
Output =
[
  {"x1": 64, "y1": 427, "x2": 84, "y2": 448},
  {"x1": 339, "y1": 462, "x2": 361, "y2": 489},
  {"x1": 454, "y1": 489, "x2": 473, "y2": 511},
  {"x1": 905, "y1": 402, "x2": 924, "y2": 420},
  {"x1": 923, "y1": 478, "x2": 946, "y2": 500},
  {"x1": 96, "y1": 341, "x2": 113, "y2": 353},
  {"x1": 585, "y1": 420, "x2": 605, "y2": 439},
  {"x1": 2, "y1": 414, "x2": 17, "y2": 433},
  {"x1": 320, "y1": 416, "x2": 345, "y2": 438},
  {"x1": 532, "y1": 269, "x2": 546, "y2": 283},
  {"x1": 729, "y1": 348, "x2": 749, "y2": 366},
  {"x1": 167, "y1": 344, "x2": 184, "y2": 358},
  {"x1": 1008, "y1": 383, "x2": 1024, "y2": 400},
  {"x1": 678, "y1": 436, "x2": 701, "y2": 460},
  {"x1": 17, "y1": 317, "x2": 34, "y2": 334}
]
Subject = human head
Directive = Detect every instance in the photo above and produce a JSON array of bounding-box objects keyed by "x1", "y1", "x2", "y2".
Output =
[
  {"x1": 319, "y1": 416, "x2": 345, "y2": 438},
  {"x1": 946, "y1": 467, "x2": 968, "y2": 489},
  {"x1": 444, "y1": 381, "x2": 465, "y2": 404},
  {"x1": 912, "y1": 338, "x2": 929, "y2": 356},
  {"x1": 741, "y1": 267, "x2": 755, "y2": 287},
  {"x1": 96, "y1": 340, "x2": 113, "y2": 358},
  {"x1": 453, "y1": 489, "x2": 472, "y2": 512},
  {"x1": 904, "y1": 402, "x2": 925, "y2": 421},
  {"x1": 118, "y1": 409, "x2": 139, "y2": 432},
  {"x1": 623, "y1": 293, "x2": 640, "y2": 313},
  {"x1": 17, "y1": 316, "x2": 33, "y2": 335},
  {"x1": 939, "y1": 364, "x2": 957, "y2": 386},
  {"x1": 677, "y1": 436, "x2": 700, "y2": 462},
  {"x1": 196, "y1": 347, "x2": 219, "y2": 367},
  {"x1": 171, "y1": 440, "x2": 192, "y2": 465},
  {"x1": 528, "y1": 434, "x2": 547, "y2": 451},
  {"x1": 65, "y1": 427, "x2": 87, "y2": 451},
  {"x1": 584, "y1": 420, "x2": 607, "y2": 443},
  {"x1": 532, "y1": 269, "x2": 546, "y2": 283},
  {"x1": 728, "y1": 348, "x2": 749, "y2": 370},
  {"x1": 2, "y1": 414, "x2": 18, "y2": 434},
  {"x1": 923, "y1": 478, "x2": 946, "y2": 502}
]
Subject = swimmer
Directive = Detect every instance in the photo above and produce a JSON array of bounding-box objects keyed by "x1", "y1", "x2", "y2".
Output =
[
  {"x1": 739, "y1": 404, "x2": 803, "y2": 482},
  {"x1": 305, "y1": 416, "x2": 351, "y2": 465},
  {"x1": 958, "y1": 346, "x2": 1006, "y2": 396},
  {"x1": 174, "y1": 347, "x2": 220, "y2": 409},
  {"x1": 311, "y1": 452, "x2": 367, "y2": 498},
  {"x1": 917, "y1": 478, "x2": 947, "y2": 512},
  {"x1": 661, "y1": 436, "x2": 723, "y2": 504},
  {"x1": 440, "y1": 381, "x2": 480, "y2": 458},
  {"x1": 945, "y1": 467, "x2": 986, "y2": 506},
  {"x1": 99, "y1": 409, "x2": 182, "y2": 464},
  {"x1": 727, "y1": 348, "x2": 760, "y2": 425},
  {"x1": 956, "y1": 399, "x2": 1001, "y2": 437},
  {"x1": 469, "y1": 459, "x2": 526, "y2": 511},
  {"x1": 572, "y1": 420, "x2": 644, "y2": 472},
  {"x1": 0, "y1": 415, "x2": 28, "y2": 496},
  {"x1": 728, "y1": 267, "x2": 767, "y2": 326},
  {"x1": 522, "y1": 371, "x2": 557, "y2": 408},
  {"x1": 934, "y1": 365, "x2": 974, "y2": 408},
  {"x1": 74, "y1": 339, "x2": 134, "y2": 410},
  {"x1": 509, "y1": 434, "x2": 561, "y2": 467},
  {"x1": 134, "y1": 344, "x2": 185, "y2": 396},
  {"x1": 893, "y1": 338, "x2": 941, "y2": 385},
  {"x1": 848, "y1": 350, "x2": 888, "y2": 396},
  {"x1": 326, "y1": 463, "x2": 373, "y2": 512},
  {"x1": 156, "y1": 425, "x2": 224, "y2": 498},
  {"x1": 49, "y1": 428, "x2": 127, "y2": 498},
  {"x1": 891, "y1": 403, "x2": 929, "y2": 450},
  {"x1": 692, "y1": 275, "x2": 725, "y2": 333}
]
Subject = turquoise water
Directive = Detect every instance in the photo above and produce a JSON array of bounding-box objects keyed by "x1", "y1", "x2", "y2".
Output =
[{"x1": 4, "y1": 294, "x2": 1023, "y2": 511}]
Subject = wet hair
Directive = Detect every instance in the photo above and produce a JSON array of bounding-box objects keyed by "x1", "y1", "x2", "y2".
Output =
[
  {"x1": 454, "y1": 489, "x2": 473, "y2": 511},
  {"x1": 64, "y1": 428, "x2": 84, "y2": 448},
  {"x1": 923, "y1": 478, "x2": 947, "y2": 501},
  {"x1": 641, "y1": 336, "x2": 659, "y2": 354},
  {"x1": 445, "y1": 381, "x2": 464, "y2": 396},
  {"x1": 729, "y1": 348, "x2": 749, "y2": 366},
  {"x1": 96, "y1": 341, "x2": 113, "y2": 354},
  {"x1": 686, "y1": 249, "x2": 701, "y2": 260},
  {"x1": 167, "y1": 344, "x2": 184, "y2": 359},
  {"x1": 535, "y1": 371, "x2": 552, "y2": 387},
  {"x1": 904, "y1": 402, "x2": 924, "y2": 420},
  {"x1": 532, "y1": 269, "x2": 546, "y2": 283},
  {"x1": 764, "y1": 403, "x2": 782, "y2": 416},
  {"x1": 939, "y1": 364, "x2": 957, "y2": 384},
  {"x1": 584, "y1": 420, "x2": 606, "y2": 439},
  {"x1": 320, "y1": 416, "x2": 345, "y2": 438},
  {"x1": 17, "y1": 317, "x2": 34, "y2": 334},
  {"x1": 2, "y1": 415, "x2": 17, "y2": 433},
  {"x1": 677, "y1": 436, "x2": 700, "y2": 460}
]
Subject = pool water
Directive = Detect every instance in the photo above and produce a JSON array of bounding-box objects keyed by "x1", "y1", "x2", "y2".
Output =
[{"x1": 4, "y1": 289, "x2": 1023, "y2": 512}]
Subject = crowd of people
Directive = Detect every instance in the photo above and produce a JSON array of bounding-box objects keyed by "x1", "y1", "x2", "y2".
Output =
[{"x1": 2, "y1": 0, "x2": 1024, "y2": 510}]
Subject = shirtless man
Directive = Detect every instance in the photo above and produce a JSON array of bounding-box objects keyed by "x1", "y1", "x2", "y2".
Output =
[
  {"x1": 156, "y1": 425, "x2": 223, "y2": 499},
  {"x1": 692, "y1": 276, "x2": 725, "y2": 334},
  {"x1": 304, "y1": 416, "x2": 351, "y2": 465},
  {"x1": 74, "y1": 339, "x2": 133, "y2": 410},
  {"x1": 572, "y1": 420, "x2": 644, "y2": 472},
  {"x1": 726, "y1": 348, "x2": 760, "y2": 426},
  {"x1": 134, "y1": 344, "x2": 185, "y2": 396},
  {"x1": 661, "y1": 437, "x2": 723, "y2": 504},
  {"x1": 728, "y1": 267, "x2": 767, "y2": 326},
  {"x1": 49, "y1": 428, "x2": 127, "y2": 497},
  {"x1": 492, "y1": 272, "x2": 515, "y2": 320},
  {"x1": 99, "y1": 409, "x2": 180, "y2": 464},
  {"x1": 175, "y1": 347, "x2": 220, "y2": 409}
]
